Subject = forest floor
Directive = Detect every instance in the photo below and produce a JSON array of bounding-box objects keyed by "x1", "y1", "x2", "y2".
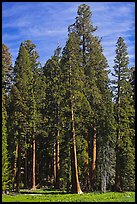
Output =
[{"x1": 2, "y1": 189, "x2": 135, "y2": 202}]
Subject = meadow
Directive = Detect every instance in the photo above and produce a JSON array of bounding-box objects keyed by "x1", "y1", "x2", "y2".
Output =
[{"x1": 2, "y1": 189, "x2": 135, "y2": 202}]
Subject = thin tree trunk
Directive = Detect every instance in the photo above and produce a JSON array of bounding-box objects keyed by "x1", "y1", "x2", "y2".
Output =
[
  {"x1": 91, "y1": 126, "x2": 96, "y2": 181},
  {"x1": 70, "y1": 105, "x2": 82, "y2": 194},
  {"x1": 115, "y1": 128, "x2": 121, "y2": 191},
  {"x1": 27, "y1": 146, "x2": 32, "y2": 189},
  {"x1": 53, "y1": 142, "x2": 56, "y2": 181},
  {"x1": 67, "y1": 165, "x2": 71, "y2": 193},
  {"x1": 83, "y1": 34, "x2": 85, "y2": 65},
  {"x1": 83, "y1": 130, "x2": 89, "y2": 192},
  {"x1": 24, "y1": 148, "x2": 28, "y2": 189},
  {"x1": 83, "y1": 159, "x2": 89, "y2": 192},
  {"x1": 90, "y1": 126, "x2": 97, "y2": 191},
  {"x1": 32, "y1": 139, "x2": 36, "y2": 190},
  {"x1": 16, "y1": 136, "x2": 21, "y2": 193},
  {"x1": 13, "y1": 143, "x2": 18, "y2": 191},
  {"x1": 92, "y1": 127, "x2": 96, "y2": 171},
  {"x1": 55, "y1": 130, "x2": 60, "y2": 189},
  {"x1": 101, "y1": 146, "x2": 106, "y2": 192},
  {"x1": 115, "y1": 151, "x2": 120, "y2": 191},
  {"x1": 54, "y1": 130, "x2": 60, "y2": 189},
  {"x1": 88, "y1": 128, "x2": 92, "y2": 190}
]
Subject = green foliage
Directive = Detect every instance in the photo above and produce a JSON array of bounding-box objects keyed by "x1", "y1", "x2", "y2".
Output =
[
  {"x1": 2, "y1": 90, "x2": 11, "y2": 192},
  {"x1": 112, "y1": 37, "x2": 135, "y2": 191},
  {"x1": 2, "y1": 44, "x2": 12, "y2": 192},
  {"x1": 2, "y1": 43, "x2": 13, "y2": 93}
]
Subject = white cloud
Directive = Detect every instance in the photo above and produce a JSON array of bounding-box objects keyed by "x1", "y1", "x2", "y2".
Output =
[{"x1": 2, "y1": 2, "x2": 135, "y2": 71}]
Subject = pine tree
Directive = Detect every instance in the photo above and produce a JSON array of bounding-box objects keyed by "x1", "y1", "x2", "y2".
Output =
[
  {"x1": 9, "y1": 43, "x2": 36, "y2": 192},
  {"x1": 2, "y1": 44, "x2": 13, "y2": 93},
  {"x1": 43, "y1": 46, "x2": 62, "y2": 189},
  {"x1": 112, "y1": 37, "x2": 135, "y2": 191},
  {"x1": 2, "y1": 90, "x2": 11, "y2": 193},
  {"x1": 2, "y1": 43, "x2": 12, "y2": 193}
]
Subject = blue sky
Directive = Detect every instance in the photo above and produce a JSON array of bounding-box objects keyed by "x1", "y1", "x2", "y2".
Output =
[{"x1": 2, "y1": 2, "x2": 135, "y2": 76}]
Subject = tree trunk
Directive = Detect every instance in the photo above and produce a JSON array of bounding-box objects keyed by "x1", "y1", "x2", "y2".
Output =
[
  {"x1": 32, "y1": 139, "x2": 36, "y2": 190},
  {"x1": 53, "y1": 142, "x2": 56, "y2": 181},
  {"x1": 24, "y1": 148, "x2": 28, "y2": 189},
  {"x1": 89, "y1": 126, "x2": 97, "y2": 191},
  {"x1": 101, "y1": 146, "x2": 107, "y2": 192},
  {"x1": 92, "y1": 127, "x2": 96, "y2": 171},
  {"x1": 83, "y1": 130, "x2": 89, "y2": 192},
  {"x1": 13, "y1": 143, "x2": 18, "y2": 191},
  {"x1": 91, "y1": 127, "x2": 96, "y2": 186},
  {"x1": 115, "y1": 129, "x2": 121, "y2": 192},
  {"x1": 83, "y1": 159, "x2": 89, "y2": 192},
  {"x1": 54, "y1": 130, "x2": 60, "y2": 189},
  {"x1": 83, "y1": 34, "x2": 85, "y2": 65},
  {"x1": 70, "y1": 105, "x2": 82, "y2": 194},
  {"x1": 16, "y1": 136, "x2": 21, "y2": 193},
  {"x1": 55, "y1": 130, "x2": 60, "y2": 189},
  {"x1": 115, "y1": 152, "x2": 121, "y2": 191}
]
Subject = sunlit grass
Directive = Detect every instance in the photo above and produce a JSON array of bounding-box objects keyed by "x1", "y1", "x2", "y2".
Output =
[{"x1": 2, "y1": 189, "x2": 135, "y2": 202}]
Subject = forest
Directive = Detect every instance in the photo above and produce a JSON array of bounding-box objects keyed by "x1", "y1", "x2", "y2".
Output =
[{"x1": 2, "y1": 4, "x2": 135, "y2": 195}]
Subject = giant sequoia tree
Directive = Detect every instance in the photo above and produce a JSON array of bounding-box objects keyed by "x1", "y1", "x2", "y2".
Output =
[
  {"x1": 68, "y1": 4, "x2": 115, "y2": 192},
  {"x1": 9, "y1": 44, "x2": 37, "y2": 192},
  {"x1": 61, "y1": 31, "x2": 86, "y2": 194},
  {"x1": 112, "y1": 37, "x2": 135, "y2": 191},
  {"x1": 2, "y1": 4, "x2": 135, "y2": 194}
]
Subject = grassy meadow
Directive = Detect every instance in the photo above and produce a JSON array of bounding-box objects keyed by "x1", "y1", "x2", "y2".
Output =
[{"x1": 2, "y1": 189, "x2": 135, "y2": 202}]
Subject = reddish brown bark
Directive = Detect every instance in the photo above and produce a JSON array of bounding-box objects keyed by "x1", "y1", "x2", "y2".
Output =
[
  {"x1": 70, "y1": 106, "x2": 82, "y2": 194},
  {"x1": 88, "y1": 126, "x2": 97, "y2": 190},
  {"x1": 54, "y1": 130, "x2": 60, "y2": 189},
  {"x1": 91, "y1": 126, "x2": 97, "y2": 190},
  {"x1": 92, "y1": 127, "x2": 96, "y2": 172},
  {"x1": 53, "y1": 142, "x2": 56, "y2": 180}
]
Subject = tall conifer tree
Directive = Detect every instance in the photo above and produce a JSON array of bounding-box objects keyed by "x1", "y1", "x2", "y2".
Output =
[
  {"x1": 70, "y1": 4, "x2": 115, "y2": 192},
  {"x1": 9, "y1": 44, "x2": 36, "y2": 192},
  {"x1": 61, "y1": 31, "x2": 88, "y2": 194},
  {"x1": 2, "y1": 90, "x2": 11, "y2": 193},
  {"x1": 2, "y1": 44, "x2": 12, "y2": 193},
  {"x1": 43, "y1": 46, "x2": 62, "y2": 189},
  {"x1": 112, "y1": 37, "x2": 135, "y2": 191}
]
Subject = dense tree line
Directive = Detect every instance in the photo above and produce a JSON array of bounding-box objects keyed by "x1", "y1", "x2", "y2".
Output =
[{"x1": 2, "y1": 4, "x2": 135, "y2": 194}]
